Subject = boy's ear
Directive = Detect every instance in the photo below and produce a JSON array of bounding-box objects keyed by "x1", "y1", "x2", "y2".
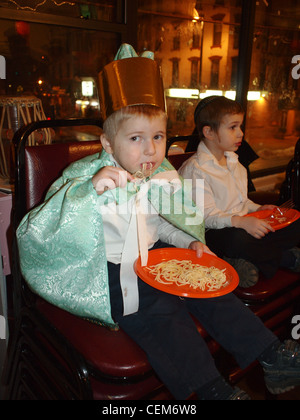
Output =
[
  {"x1": 100, "y1": 133, "x2": 113, "y2": 154},
  {"x1": 202, "y1": 125, "x2": 214, "y2": 141}
]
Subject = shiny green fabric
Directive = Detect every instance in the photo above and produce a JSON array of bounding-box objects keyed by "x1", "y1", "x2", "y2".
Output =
[{"x1": 17, "y1": 150, "x2": 205, "y2": 328}]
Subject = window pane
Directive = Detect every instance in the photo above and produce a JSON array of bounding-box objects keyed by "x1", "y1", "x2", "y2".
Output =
[
  {"x1": 0, "y1": 0, "x2": 121, "y2": 23},
  {"x1": 138, "y1": 0, "x2": 242, "y2": 139},
  {"x1": 0, "y1": 20, "x2": 120, "y2": 143},
  {"x1": 245, "y1": 2, "x2": 300, "y2": 174}
]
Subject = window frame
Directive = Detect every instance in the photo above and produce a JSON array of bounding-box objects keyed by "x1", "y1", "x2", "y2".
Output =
[{"x1": 0, "y1": 0, "x2": 138, "y2": 47}]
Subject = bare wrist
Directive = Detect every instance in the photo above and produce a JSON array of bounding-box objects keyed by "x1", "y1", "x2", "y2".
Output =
[{"x1": 231, "y1": 215, "x2": 242, "y2": 228}]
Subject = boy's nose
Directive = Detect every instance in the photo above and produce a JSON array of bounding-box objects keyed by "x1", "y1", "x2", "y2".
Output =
[
  {"x1": 144, "y1": 139, "x2": 156, "y2": 155},
  {"x1": 238, "y1": 128, "x2": 244, "y2": 138}
]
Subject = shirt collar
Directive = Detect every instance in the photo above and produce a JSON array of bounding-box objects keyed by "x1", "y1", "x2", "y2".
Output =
[{"x1": 196, "y1": 141, "x2": 239, "y2": 169}]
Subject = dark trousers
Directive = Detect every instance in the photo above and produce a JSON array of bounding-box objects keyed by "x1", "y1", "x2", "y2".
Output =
[
  {"x1": 206, "y1": 219, "x2": 300, "y2": 278},
  {"x1": 108, "y1": 241, "x2": 277, "y2": 399}
]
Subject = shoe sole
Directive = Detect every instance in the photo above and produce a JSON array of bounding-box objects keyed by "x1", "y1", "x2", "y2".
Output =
[{"x1": 223, "y1": 258, "x2": 259, "y2": 288}]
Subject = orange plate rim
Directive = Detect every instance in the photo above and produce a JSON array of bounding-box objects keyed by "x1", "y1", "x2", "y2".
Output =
[{"x1": 134, "y1": 248, "x2": 239, "y2": 298}]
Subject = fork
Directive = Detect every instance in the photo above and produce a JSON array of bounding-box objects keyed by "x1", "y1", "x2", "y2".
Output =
[
  {"x1": 274, "y1": 199, "x2": 295, "y2": 216},
  {"x1": 132, "y1": 163, "x2": 153, "y2": 183},
  {"x1": 279, "y1": 198, "x2": 294, "y2": 210}
]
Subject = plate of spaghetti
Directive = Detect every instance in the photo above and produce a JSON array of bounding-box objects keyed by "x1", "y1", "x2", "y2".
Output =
[
  {"x1": 244, "y1": 208, "x2": 300, "y2": 231},
  {"x1": 134, "y1": 248, "x2": 239, "y2": 298}
]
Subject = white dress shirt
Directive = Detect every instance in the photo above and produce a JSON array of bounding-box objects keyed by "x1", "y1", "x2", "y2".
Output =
[
  {"x1": 178, "y1": 142, "x2": 260, "y2": 229},
  {"x1": 100, "y1": 175, "x2": 196, "y2": 316}
]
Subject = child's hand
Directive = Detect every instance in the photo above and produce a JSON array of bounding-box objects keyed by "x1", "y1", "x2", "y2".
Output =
[
  {"x1": 92, "y1": 166, "x2": 133, "y2": 195},
  {"x1": 189, "y1": 241, "x2": 216, "y2": 258},
  {"x1": 257, "y1": 204, "x2": 277, "y2": 212},
  {"x1": 232, "y1": 215, "x2": 275, "y2": 239}
]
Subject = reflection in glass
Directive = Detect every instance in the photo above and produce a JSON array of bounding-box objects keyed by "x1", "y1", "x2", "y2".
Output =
[
  {"x1": 0, "y1": 20, "x2": 119, "y2": 123},
  {"x1": 247, "y1": 1, "x2": 300, "y2": 173},
  {"x1": 138, "y1": 0, "x2": 242, "y2": 138},
  {"x1": 0, "y1": 0, "x2": 120, "y2": 23}
]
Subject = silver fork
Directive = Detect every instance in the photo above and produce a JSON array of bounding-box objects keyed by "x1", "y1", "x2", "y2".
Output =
[
  {"x1": 280, "y1": 198, "x2": 295, "y2": 209},
  {"x1": 274, "y1": 199, "x2": 295, "y2": 216}
]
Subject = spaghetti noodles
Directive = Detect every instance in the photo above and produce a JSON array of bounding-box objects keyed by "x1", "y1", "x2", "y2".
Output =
[
  {"x1": 149, "y1": 259, "x2": 228, "y2": 292},
  {"x1": 133, "y1": 162, "x2": 153, "y2": 181}
]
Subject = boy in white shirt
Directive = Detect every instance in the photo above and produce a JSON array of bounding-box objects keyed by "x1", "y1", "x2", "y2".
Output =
[
  {"x1": 17, "y1": 48, "x2": 300, "y2": 400},
  {"x1": 179, "y1": 95, "x2": 300, "y2": 287}
]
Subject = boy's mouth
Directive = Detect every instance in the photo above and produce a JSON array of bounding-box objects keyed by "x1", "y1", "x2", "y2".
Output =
[
  {"x1": 132, "y1": 162, "x2": 155, "y2": 180},
  {"x1": 140, "y1": 162, "x2": 154, "y2": 171}
]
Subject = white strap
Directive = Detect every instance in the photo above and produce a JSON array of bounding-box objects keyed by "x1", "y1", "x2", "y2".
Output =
[
  {"x1": 120, "y1": 206, "x2": 140, "y2": 316},
  {"x1": 119, "y1": 171, "x2": 182, "y2": 316},
  {"x1": 136, "y1": 191, "x2": 148, "y2": 267}
]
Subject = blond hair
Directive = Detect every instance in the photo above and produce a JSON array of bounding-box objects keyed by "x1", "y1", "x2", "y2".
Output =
[{"x1": 103, "y1": 105, "x2": 167, "y2": 141}]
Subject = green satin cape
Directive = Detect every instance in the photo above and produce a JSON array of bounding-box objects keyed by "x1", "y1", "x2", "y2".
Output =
[{"x1": 17, "y1": 150, "x2": 205, "y2": 328}]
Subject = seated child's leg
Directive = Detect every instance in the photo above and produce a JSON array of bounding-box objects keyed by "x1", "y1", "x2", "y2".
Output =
[
  {"x1": 108, "y1": 260, "x2": 222, "y2": 399},
  {"x1": 187, "y1": 293, "x2": 278, "y2": 369},
  {"x1": 274, "y1": 217, "x2": 300, "y2": 250},
  {"x1": 273, "y1": 218, "x2": 300, "y2": 272},
  {"x1": 206, "y1": 219, "x2": 300, "y2": 279},
  {"x1": 206, "y1": 227, "x2": 269, "y2": 266},
  {"x1": 206, "y1": 228, "x2": 279, "y2": 279}
]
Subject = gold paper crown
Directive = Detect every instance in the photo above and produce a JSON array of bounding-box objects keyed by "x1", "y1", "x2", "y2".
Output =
[{"x1": 98, "y1": 45, "x2": 166, "y2": 120}]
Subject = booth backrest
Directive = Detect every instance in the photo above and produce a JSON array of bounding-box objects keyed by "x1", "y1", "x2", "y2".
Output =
[
  {"x1": 24, "y1": 141, "x2": 101, "y2": 211},
  {"x1": 25, "y1": 144, "x2": 194, "y2": 211},
  {"x1": 167, "y1": 151, "x2": 194, "y2": 171}
]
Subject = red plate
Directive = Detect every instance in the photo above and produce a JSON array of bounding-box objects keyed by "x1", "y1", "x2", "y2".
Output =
[
  {"x1": 245, "y1": 208, "x2": 300, "y2": 231},
  {"x1": 134, "y1": 248, "x2": 239, "y2": 298}
]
